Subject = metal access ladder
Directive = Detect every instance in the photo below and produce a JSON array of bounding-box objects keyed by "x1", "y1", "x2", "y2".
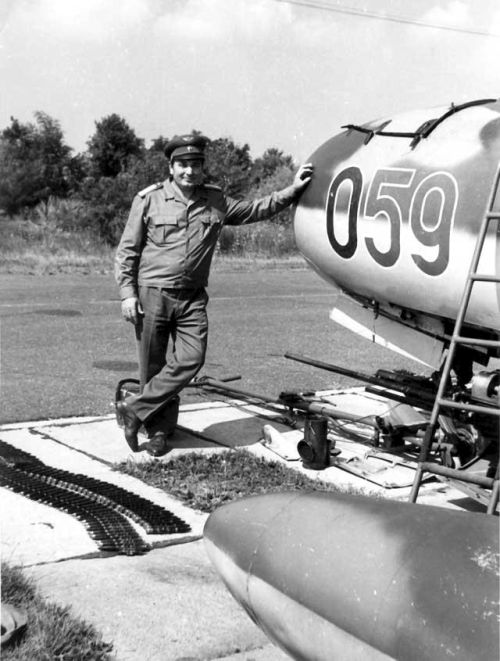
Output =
[{"x1": 409, "y1": 168, "x2": 500, "y2": 514}]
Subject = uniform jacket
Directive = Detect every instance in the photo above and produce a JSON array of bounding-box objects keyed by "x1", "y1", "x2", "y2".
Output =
[{"x1": 115, "y1": 178, "x2": 298, "y2": 299}]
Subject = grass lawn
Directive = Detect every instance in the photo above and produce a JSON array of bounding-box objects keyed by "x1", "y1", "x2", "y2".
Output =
[
  {"x1": 116, "y1": 448, "x2": 351, "y2": 513},
  {"x1": 1, "y1": 563, "x2": 114, "y2": 661}
]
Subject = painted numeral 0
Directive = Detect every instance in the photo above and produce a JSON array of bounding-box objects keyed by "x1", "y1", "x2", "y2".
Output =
[
  {"x1": 326, "y1": 166, "x2": 457, "y2": 276},
  {"x1": 326, "y1": 166, "x2": 361, "y2": 259}
]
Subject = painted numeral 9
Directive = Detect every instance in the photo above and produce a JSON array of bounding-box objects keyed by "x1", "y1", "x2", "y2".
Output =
[{"x1": 410, "y1": 173, "x2": 457, "y2": 276}]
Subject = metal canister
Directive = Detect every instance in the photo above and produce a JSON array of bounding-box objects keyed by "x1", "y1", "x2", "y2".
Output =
[{"x1": 297, "y1": 415, "x2": 330, "y2": 469}]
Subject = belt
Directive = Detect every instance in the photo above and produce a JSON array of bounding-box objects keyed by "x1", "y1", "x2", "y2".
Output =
[{"x1": 159, "y1": 287, "x2": 202, "y2": 299}]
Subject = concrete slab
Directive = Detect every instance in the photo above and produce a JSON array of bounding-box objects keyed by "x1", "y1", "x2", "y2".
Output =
[
  {"x1": 1, "y1": 488, "x2": 99, "y2": 566},
  {"x1": 26, "y1": 540, "x2": 289, "y2": 661},
  {"x1": 0, "y1": 423, "x2": 207, "y2": 566}
]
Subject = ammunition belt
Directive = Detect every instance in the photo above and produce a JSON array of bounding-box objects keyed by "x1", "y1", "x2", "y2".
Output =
[{"x1": 0, "y1": 439, "x2": 190, "y2": 556}]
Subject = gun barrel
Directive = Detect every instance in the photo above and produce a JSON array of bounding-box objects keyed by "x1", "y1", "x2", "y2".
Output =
[
  {"x1": 192, "y1": 375, "x2": 377, "y2": 426},
  {"x1": 285, "y1": 352, "x2": 391, "y2": 387},
  {"x1": 285, "y1": 352, "x2": 436, "y2": 405}
]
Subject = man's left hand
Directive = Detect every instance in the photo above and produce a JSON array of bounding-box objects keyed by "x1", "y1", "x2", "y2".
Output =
[{"x1": 292, "y1": 163, "x2": 314, "y2": 194}]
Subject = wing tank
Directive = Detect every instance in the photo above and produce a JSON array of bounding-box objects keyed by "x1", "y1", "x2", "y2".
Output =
[{"x1": 204, "y1": 492, "x2": 499, "y2": 661}]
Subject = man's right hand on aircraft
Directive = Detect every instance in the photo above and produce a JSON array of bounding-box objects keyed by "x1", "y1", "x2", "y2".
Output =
[{"x1": 292, "y1": 162, "x2": 314, "y2": 194}]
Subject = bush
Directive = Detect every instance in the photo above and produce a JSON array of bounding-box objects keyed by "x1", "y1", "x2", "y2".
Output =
[
  {"x1": 27, "y1": 196, "x2": 89, "y2": 232},
  {"x1": 76, "y1": 174, "x2": 135, "y2": 245},
  {"x1": 74, "y1": 154, "x2": 168, "y2": 245},
  {"x1": 0, "y1": 205, "x2": 114, "y2": 274},
  {"x1": 219, "y1": 220, "x2": 296, "y2": 256},
  {"x1": 0, "y1": 147, "x2": 302, "y2": 265}
]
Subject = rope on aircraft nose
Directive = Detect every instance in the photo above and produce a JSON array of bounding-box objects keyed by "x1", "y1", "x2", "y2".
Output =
[{"x1": 343, "y1": 97, "x2": 498, "y2": 148}]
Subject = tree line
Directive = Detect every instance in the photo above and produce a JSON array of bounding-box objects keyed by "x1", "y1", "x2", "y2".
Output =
[{"x1": 0, "y1": 112, "x2": 297, "y2": 246}]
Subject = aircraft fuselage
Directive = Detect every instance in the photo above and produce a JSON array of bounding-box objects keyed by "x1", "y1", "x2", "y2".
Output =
[{"x1": 294, "y1": 99, "x2": 500, "y2": 336}]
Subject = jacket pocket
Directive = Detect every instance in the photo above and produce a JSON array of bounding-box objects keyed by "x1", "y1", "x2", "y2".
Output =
[
  {"x1": 148, "y1": 214, "x2": 178, "y2": 245},
  {"x1": 200, "y1": 213, "x2": 223, "y2": 239}
]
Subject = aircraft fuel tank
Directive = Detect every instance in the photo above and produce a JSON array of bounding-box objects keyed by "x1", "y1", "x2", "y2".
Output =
[{"x1": 204, "y1": 491, "x2": 499, "y2": 661}]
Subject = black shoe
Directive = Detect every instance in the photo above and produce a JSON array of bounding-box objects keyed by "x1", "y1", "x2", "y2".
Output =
[
  {"x1": 116, "y1": 400, "x2": 141, "y2": 452},
  {"x1": 146, "y1": 431, "x2": 169, "y2": 457}
]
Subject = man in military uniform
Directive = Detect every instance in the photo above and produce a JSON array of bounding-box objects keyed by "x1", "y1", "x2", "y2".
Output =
[{"x1": 115, "y1": 134, "x2": 313, "y2": 456}]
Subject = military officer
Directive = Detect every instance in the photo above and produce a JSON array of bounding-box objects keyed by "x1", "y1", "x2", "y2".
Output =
[{"x1": 115, "y1": 134, "x2": 313, "y2": 456}]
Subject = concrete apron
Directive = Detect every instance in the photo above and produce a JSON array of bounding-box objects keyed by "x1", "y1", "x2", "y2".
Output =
[
  {"x1": 1, "y1": 399, "x2": 298, "y2": 660},
  {"x1": 0, "y1": 393, "x2": 479, "y2": 660}
]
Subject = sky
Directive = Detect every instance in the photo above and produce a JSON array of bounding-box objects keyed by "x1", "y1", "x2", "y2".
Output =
[{"x1": 0, "y1": 0, "x2": 499, "y2": 161}]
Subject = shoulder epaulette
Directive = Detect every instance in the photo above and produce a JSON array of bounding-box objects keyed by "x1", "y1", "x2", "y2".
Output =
[
  {"x1": 203, "y1": 184, "x2": 222, "y2": 192},
  {"x1": 138, "y1": 182, "x2": 163, "y2": 198}
]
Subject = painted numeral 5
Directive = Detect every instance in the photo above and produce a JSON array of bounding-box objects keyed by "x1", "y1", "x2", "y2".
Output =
[{"x1": 364, "y1": 168, "x2": 414, "y2": 268}]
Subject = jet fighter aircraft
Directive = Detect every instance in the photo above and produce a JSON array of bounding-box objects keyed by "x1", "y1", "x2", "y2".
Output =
[{"x1": 204, "y1": 99, "x2": 500, "y2": 661}]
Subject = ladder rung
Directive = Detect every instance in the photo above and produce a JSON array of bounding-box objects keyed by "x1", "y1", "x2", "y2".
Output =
[
  {"x1": 470, "y1": 274, "x2": 500, "y2": 283},
  {"x1": 486, "y1": 211, "x2": 500, "y2": 221},
  {"x1": 420, "y1": 462, "x2": 496, "y2": 488},
  {"x1": 437, "y1": 397, "x2": 500, "y2": 416},
  {"x1": 453, "y1": 336, "x2": 500, "y2": 348}
]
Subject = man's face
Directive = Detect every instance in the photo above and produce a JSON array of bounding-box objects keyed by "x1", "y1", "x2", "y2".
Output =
[{"x1": 170, "y1": 158, "x2": 204, "y2": 192}]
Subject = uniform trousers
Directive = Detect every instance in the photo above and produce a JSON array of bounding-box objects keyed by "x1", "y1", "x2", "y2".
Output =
[{"x1": 130, "y1": 286, "x2": 208, "y2": 424}]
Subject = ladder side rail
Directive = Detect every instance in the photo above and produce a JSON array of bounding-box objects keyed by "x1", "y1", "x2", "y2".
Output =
[
  {"x1": 449, "y1": 209, "x2": 496, "y2": 344},
  {"x1": 409, "y1": 166, "x2": 500, "y2": 505}
]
